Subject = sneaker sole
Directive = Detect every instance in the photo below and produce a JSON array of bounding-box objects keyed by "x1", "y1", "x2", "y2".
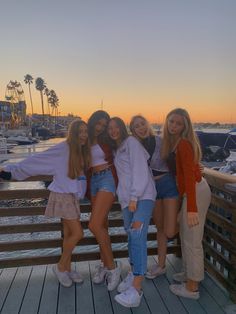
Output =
[
  {"x1": 114, "y1": 295, "x2": 141, "y2": 308},
  {"x1": 169, "y1": 286, "x2": 199, "y2": 300},
  {"x1": 145, "y1": 271, "x2": 166, "y2": 280},
  {"x1": 52, "y1": 267, "x2": 73, "y2": 288}
]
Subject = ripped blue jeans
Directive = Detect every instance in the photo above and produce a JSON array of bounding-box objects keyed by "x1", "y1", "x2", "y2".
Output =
[{"x1": 122, "y1": 200, "x2": 154, "y2": 276}]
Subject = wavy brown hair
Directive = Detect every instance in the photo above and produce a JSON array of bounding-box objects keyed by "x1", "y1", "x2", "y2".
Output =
[
  {"x1": 66, "y1": 119, "x2": 91, "y2": 179},
  {"x1": 87, "y1": 110, "x2": 110, "y2": 144},
  {"x1": 108, "y1": 117, "x2": 129, "y2": 149},
  {"x1": 161, "y1": 108, "x2": 202, "y2": 162}
]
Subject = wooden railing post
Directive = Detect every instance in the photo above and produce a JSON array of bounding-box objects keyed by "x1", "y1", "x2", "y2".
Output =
[
  {"x1": 228, "y1": 190, "x2": 236, "y2": 302},
  {"x1": 203, "y1": 168, "x2": 236, "y2": 302}
]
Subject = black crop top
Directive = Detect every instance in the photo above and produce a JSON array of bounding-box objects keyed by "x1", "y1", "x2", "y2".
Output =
[{"x1": 166, "y1": 151, "x2": 176, "y2": 176}]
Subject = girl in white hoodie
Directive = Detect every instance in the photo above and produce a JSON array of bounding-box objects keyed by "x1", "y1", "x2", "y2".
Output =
[
  {"x1": 0, "y1": 119, "x2": 90, "y2": 288},
  {"x1": 107, "y1": 117, "x2": 156, "y2": 308}
]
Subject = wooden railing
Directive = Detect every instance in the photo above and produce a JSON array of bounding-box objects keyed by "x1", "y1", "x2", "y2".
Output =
[
  {"x1": 0, "y1": 170, "x2": 235, "y2": 301},
  {"x1": 0, "y1": 176, "x2": 180, "y2": 269},
  {"x1": 203, "y1": 168, "x2": 236, "y2": 302}
]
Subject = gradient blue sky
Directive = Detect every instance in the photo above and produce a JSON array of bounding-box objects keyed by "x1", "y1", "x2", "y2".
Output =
[{"x1": 0, "y1": 0, "x2": 235, "y2": 123}]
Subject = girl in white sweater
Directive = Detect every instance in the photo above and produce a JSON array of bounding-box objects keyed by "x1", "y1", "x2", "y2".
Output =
[
  {"x1": 0, "y1": 119, "x2": 91, "y2": 288},
  {"x1": 108, "y1": 117, "x2": 156, "y2": 308}
]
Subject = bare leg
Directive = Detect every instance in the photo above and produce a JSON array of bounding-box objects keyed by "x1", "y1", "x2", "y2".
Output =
[
  {"x1": 163, "y1": 198, "x2": 179, "y2": 238},
  {"x1": 89, "y1": 191, "x2": 115, "y2": 270},
  {"x1": 58, "y1": 219, "x2": 83, "y2": 272},
  {"x1": 186, "y1": 279, "x2": 199, "y2": 292},
  {"x1": 153, "y1": 200, "x2": 166, "y2": 268}
]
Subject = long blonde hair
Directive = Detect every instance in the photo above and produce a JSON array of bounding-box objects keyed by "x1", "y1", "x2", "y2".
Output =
[
  {"x1": 130, "y1": 115, "x2": 154, "y2": 140},
  {"x1": 66, "y1": 119, "x2": 90, "y2": 179},
  {"x1": 161, "y1": 108, "x2": 202, "y2": 162}
]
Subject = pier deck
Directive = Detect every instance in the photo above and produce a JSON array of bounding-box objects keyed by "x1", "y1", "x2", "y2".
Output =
[{"x1": 0, "y1": 255, "x2": 234, "y2": 314}]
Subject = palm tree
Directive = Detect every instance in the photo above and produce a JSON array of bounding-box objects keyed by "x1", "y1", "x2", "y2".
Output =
[
  {"x1": 35, "y1": 77, "x2": 46, "y2": 122},
  {"x1": 24, "y1": 74, "x2": 34, "y2": 115},
  {"x1": 48, "y1": 90, "x2": 59, "y2": 129},
  {"x1": 44, "y1": 87, "x2": 51, "y2": 115}
]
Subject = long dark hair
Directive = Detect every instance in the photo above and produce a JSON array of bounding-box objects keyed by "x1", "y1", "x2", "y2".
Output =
[
  {"x1": 66, "y1": 119, "x2": 91, "y2": 179},
  {"x1": 87, "y1": 110, "x2": 110, "y2": 143},
  {"x1": 108, "y1": 117, "x2": 129, "y2": 149}
]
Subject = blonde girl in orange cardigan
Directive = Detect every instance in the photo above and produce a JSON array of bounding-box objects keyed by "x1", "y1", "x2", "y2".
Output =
[{"x1": 162, "y1": 108, "x2": 211, "y2": 300}]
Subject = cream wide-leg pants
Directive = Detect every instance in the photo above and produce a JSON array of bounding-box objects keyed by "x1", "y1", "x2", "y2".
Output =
[{"x1": 179, "y1": 178, "x2": 211, "y2": 282}]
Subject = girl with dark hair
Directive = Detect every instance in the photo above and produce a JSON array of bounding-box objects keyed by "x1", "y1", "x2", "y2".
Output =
[
  {"x1": 0, "y1": 119, "x2": 90, "y2": 287},
  {"x1": 87, "y1": 110, "x2": 121, "y2": 291},
  {"x1": 108, "y1": 117, "x2": 156, "y2": 308}
]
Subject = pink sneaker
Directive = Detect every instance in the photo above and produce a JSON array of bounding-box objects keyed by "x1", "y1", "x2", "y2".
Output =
[
  {"x1": 170, "y1": 283, "x2": 199, "y2": 300},
  {"x1": 68, "y1": 270, "x2": 84, "y2": 283},
  {"x1": 52, "y1": 265, "x2": 72, "y2": 287},
  {"x1": 146, "y1": 264, "x2": 166, "y2": 279}
]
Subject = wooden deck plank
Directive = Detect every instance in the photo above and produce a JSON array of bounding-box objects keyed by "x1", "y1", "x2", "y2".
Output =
[
  {"x1": 75, "y1": 261, "x2": 95, "y2": 314},
  {"x1": 0, "y1": 267, "x2": 17, "y2": 311},
  {"x1": 167, "y1": 254, "x2": 228, "y2": 314},
  {"x1": 151, "y1": 274, "x2": 188, "y2": 313},
  {"x1": 19, "y1": 265, "x2": 47, "y2": 314},
  {"x1": 90, "y1": 260, "x2": 114, "y2": 314},
  {"x1": 38, "y1": 265, "x2": 59, "y2": 314},
  {"x1": 0, "y1": 266, "x2": 32, "y2": 314},
  {"x1": 165, "y1": 256, "x2": 207, "y2": 314},
  {"x1": 109, "y1": 258, "x2": 132, "y2": 314},
  {"x1": 116, "y1": 258, "x2": 151, "y2": 314},
  {"x1": 202, "y1": 274, "x2": 233, "y2": 308},
  {"x1": 0, "y1": 258, "x2": 233, "y2": 314},
  {"x1": 57, "y1": 281, "x2": 76, "y2": 314}
]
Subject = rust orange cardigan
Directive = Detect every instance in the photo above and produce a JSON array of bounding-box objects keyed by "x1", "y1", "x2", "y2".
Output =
[{"x1": 176, "y1": 139, "x2": 202, "y2": 212}]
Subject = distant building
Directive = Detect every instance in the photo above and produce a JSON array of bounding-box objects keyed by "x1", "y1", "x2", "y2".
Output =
[{"x1": 0, "y1": 100, "x2": 27, "y2": 127}]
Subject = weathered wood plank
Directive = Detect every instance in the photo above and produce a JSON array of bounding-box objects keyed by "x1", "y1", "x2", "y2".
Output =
[
  {"x1": 75, "y1": 261, "x2": 95, "y2": 314},
  {"x1": 0, "y1": 189, "x2": 50, "y2": 200},
  {"x1": 165, "y1": 255, "x2": 208, "y2": 314},
  {"x1": 204, "y1": 224, "x2": 236, "y2": 254},
  {"x1": 109, "y1": 258, "x2": 132, "y2": 314},
  {"x1": 0, "y1": 266, "x2": 32, "y2": 314},
  {"x1": 0, "y1": 267, "x2": 18, "y2": 311},
  {"x1": 167, "y1": 254, "x2": 232, "y2": 313},
  {"x1": 211, "y1": 194, "x2": 236, "y2": 211},
  {"x1": 89, "y1": 260, "x2": 114, "y2": 314},
  {"x1": 203, "y1": 241, "x2": 232, "y2": 268},
  {"x1": 57, "y1": 281, "x2": 76, "y2": 314},
  {"x1": 19, "y1": 265, "x2": 47, "y2": 314},
  {"x1": 38, "y1": 265, "x2": 59, "y2": 314},
  {"x1": 207, "y1": 210, "x2": 236, "y2": 235},
  {"x1": 0, "y1": 233, "x2": 158, "y2": 252}
]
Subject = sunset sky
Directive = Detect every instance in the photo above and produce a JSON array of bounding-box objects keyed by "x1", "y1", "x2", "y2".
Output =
[{"x1": 0, "y1": 0, "x2": 235, "y2": 123}]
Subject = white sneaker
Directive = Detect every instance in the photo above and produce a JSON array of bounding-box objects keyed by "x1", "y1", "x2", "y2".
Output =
[
  {"x1": 169, "y1": 283, "x2": 199, "y2": 300},
  {"x1": 173, "y1": 272, "x2": 187, "y2": 282},
  {"x1": 145, "y1": 264, "x2": 166, "y2": 279},
  {"x1": 52, "y1": 265, "x2": 73, "y2": 287},
  {"x1": 117, "y1": 272, "x2": 134, "y2": 293},
  {"x1": 68, "y1": 270, "x2": 84, "y2": 283},
  {"x1": 106, "y1": 261, "x2": 122, "y2": 291},
  {"x1": 115, "y1": 286, "x2": 143, "y2": 308},
  {"x1": 92, "y1": 263, "x2": 108, "y2": 284}
]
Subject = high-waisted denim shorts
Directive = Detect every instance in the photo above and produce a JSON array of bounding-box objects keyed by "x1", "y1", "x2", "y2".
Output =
[
  {"x1": 155, "y1": 173, "x2": 179, "y2": 200},
  {"x1": 90, "y1": 168, "x2": 116, "y2": 197}
]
